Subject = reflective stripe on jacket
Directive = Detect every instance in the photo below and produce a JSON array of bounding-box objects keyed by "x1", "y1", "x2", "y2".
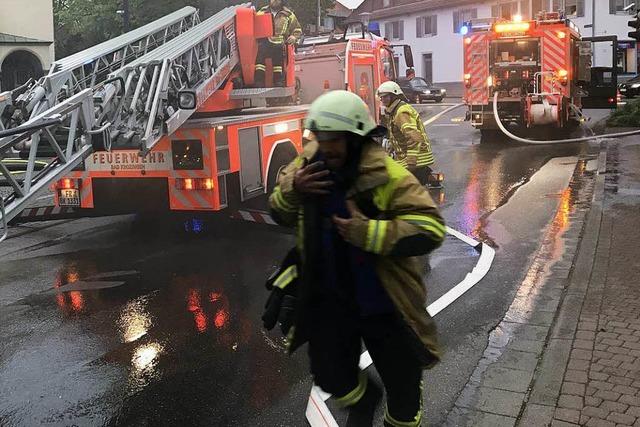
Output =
[
  {"x1": 384, "y1": 99, "x2": 434, "y2": 168},
  {"x1": 269, "y1": 138, "x2": 445, "y2": 367},
  {"x1": 258, "y1": 6, "x2": 302, "y2": 44}
]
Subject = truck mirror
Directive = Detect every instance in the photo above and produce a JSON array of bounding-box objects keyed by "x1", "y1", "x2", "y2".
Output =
[
  {"x1": 404, "y1": 45, "x2": 414, "y2": 68},
  {"x1": 178, "y1": 91, "x2": 197, "y2": 110}
]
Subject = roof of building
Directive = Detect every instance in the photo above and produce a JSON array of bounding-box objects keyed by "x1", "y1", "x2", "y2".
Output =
[
  {"x1": 350, "y1": 0, "x2": 479, "y2": 21},
  {"x1": 0, "y1": 32, "x2": 51, "y2": 44},
  {"x1": 328, "y1": 2, "x2": 355, "y2": 18}
]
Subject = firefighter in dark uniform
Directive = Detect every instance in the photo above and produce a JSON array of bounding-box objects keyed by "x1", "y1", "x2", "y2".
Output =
[{"x1": 255, "y1": 0, "x2": 302, "y2": 87}]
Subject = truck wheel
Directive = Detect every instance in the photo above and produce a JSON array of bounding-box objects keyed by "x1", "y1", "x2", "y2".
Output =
[
  {"x1": 266, "y1": 143, "x2": 298, "y2": 192},
  {"x1": 435, "y1": 97, "x2": 443, "y2": 103},
  {"x1": 414, "y1": 95, "x2": 421, "y2": 104}
]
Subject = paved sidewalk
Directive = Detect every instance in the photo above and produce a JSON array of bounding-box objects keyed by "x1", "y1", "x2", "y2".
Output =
[
  {"x1": 523, "y1": 135, "x2": 640, "y2": 427},
  {"x1": 445, "y1": 134, "x2": 640, "y2": 426}
]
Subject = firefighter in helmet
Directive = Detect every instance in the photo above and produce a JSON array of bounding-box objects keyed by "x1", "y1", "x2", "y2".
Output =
[
  {"x1": 268, "y1": 90, "x2": 444, "y2": 426},
  {"x1": 377, "y1": 81, "x2": 435, "y2": 185},
  {"x1": 255, "y1": 0, "x2": 302, "y2": 87}
]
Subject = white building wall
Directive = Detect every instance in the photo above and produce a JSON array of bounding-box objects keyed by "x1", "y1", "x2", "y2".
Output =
[
  {"x1": 376, "y1": 0, "x2": 639, "y2": 94},
  {"x1": 379, "y1": 3, "x2": 491, "y2": 85},
  {"x1": 569, "y1": 2, "x2": 638, "y2": 71},
  {"x1": 0, "y1": 0, "x2": 54, "y2": 68}
]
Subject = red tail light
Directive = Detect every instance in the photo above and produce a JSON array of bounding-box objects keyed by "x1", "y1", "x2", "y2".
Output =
[
  {"x1": 56, "y1": 178, "x2": 79, "y2": 189},
  {"x1": 175, "y1": 177, "x2": 214, "y2": 191}
]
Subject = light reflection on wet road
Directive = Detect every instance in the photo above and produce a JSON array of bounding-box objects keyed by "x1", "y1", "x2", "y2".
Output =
[{"x1": 0, "y1": 105, "x2": 601, "y2": 426}]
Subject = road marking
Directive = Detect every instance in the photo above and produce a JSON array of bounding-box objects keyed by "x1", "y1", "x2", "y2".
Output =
[
  {"x1": 305, "y1": 227, "x2": 496, "y2": 425},
  {"x1": 451, "y1": 117, "x2": 465, "y2": 123},
  {"x1": 423, "y1": 103, "x2": 464, "y2": 127}
]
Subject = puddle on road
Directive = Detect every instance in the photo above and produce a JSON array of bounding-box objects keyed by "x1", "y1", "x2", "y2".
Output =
[{"x1": 453, "y1": 158, "x2": 595, "y2": 412}]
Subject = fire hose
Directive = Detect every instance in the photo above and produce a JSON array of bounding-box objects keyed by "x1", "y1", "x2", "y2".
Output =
[{"x1": 492, "y1": 92, "x2": 640, "y2": 144}]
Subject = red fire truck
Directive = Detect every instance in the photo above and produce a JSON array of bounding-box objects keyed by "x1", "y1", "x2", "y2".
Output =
[
  {"x1": 463, "y1": 12, "x2": 595, "y2": 137},
  {"x1": 50, "y1": 16, "x2": 409, "y2": 217}
]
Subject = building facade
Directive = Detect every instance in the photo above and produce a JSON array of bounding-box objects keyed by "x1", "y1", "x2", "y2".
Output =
[
  {"x1": 351, "y1": 0, "x2": 639, "y2": 95},
  {"x1": 0, "y1": 0, "x2": 54, "y2": 91}
]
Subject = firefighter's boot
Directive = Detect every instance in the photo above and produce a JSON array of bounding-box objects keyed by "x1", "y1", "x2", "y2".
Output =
[
  {"x1": 254, "y1": 69, "x2": 266, "y2": 88},
  {"x1": 274, "y1": 72, "x2": 285, "y2": 87},
  {"x1": 345, "y1": 379, "x2": 382, "y2": 427}
]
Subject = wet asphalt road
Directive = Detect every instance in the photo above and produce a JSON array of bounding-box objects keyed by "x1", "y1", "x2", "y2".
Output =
[{"x1": 0, "y1": 104, "x2": 605, "y2": 426}]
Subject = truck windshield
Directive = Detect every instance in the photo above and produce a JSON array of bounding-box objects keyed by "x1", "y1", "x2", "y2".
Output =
[{"x1": 490, "y1": 39, "x2": 540, "y2": 65}]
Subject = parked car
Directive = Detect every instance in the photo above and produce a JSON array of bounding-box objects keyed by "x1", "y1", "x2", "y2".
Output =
[
  {"x1": 397, "y1": 77, "x2": 446, "y2": 103},
  {"x1": 619, "y1": 75, "x2": 640, "y2": 98}
]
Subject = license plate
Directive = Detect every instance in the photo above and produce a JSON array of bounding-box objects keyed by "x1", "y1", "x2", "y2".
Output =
[
  {"x1": 620, "y1": 88, "x2": 627, "y2": 92},
  {"x1": 58, "y1": 189, "x2": 80, "y2": 206}
]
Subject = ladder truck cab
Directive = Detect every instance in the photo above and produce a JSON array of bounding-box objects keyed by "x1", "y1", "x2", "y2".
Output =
[{"x1": 463, "y1": 12, "x2": 592, "y2": 136}]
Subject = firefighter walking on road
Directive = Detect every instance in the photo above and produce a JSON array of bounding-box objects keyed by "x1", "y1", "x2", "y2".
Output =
[
  {"x1": 267, "y1": 90, "x2": 444, "y2": 426},
  {"x1": 255, "y1": 0, "x2": 302, "y2": 87},
  {"x1": 377, "y1": 81, "x2": 435, "y2": 185}
]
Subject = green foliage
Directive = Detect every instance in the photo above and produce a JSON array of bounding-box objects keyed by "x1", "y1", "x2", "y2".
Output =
[
  {"x1": 607, "y1": 99, "x2": 640, "y2": 127},
  {"x1": 54, "y1": 0, "x2": 336, "y2": 59}
]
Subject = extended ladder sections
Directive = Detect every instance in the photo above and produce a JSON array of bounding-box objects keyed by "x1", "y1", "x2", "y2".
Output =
[
  {"x1": 0, "y1": 5, "x2": 249, "y2": 236},
  {"x1": 0, "y1": 7, "x2": 200, "y2": 132}
]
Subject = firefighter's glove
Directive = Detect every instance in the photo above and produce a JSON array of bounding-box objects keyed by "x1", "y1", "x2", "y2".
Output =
[
  {"x1": 278, "y1": 295, "x2": 296, "y2": 335},
  {"x1": 262, "y1": 287, "x2": 284, "y2": 331},
  {"x1": 286, "y1": 35, "x2": 297, "y2": 45},
  {"x1": 333, "y1": 200, "x2": 370, "y2": 250},
  {"x1": 293, "y1": 160, "x2": 333, "y2": 195}
]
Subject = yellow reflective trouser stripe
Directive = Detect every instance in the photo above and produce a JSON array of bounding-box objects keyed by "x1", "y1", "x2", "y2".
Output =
[
  {"x1": 397, "y1": 214, "x2": 445, "y2": 239},
  {"x1": 384, "y1": 407, "x2": 422, "y2": 427},
  {"x1": 255, "y1": 64, "x2": 266, "y2": 71},
  {"x1": 366, "y1": 220, "x2": 389, "y2": 254},
  {"x1": 335, "y1": 371, "x2": 367, "y2": 407},
  {"x1": 269, "y1": 36, "x2": 284, "y2": 43},
  {"x1": 384, "y1": 379, "x2": 423, "y2": 427},
  {"x1": 273, "y1": 187, "x2": 295, "y2": 212},
  {"x1": 273, "y1": 66, "x2": 283, "y2": 72},
  {"x1": 274, "y1": 265, "x2": 297, "y2": 289}
]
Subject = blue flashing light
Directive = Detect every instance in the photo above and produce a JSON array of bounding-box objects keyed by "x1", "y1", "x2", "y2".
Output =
[
  {"x1": 191, "y1": 218, "x2": 204, "y2": 234},
  {"x1": 368, "y1": 22, "x2": 381, "y2": 37},
  {"x1": 460, "y1": 25, "x2": 470, "y2": 35}
]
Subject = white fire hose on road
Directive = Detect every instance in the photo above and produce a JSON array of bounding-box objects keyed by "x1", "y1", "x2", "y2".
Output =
[{"x1": 492, "y1": 92, "x2": 640, "y2": 144}]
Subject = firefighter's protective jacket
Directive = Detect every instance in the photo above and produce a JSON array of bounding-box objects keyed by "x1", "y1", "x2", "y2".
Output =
[
  {"x1": 383, "y1": 99, "x2": 435, "y2": 168},
  {"x1": 269, "y1": 138, "x2": 444, "y2": 367},
  {"x1": 258, "y1": 6, "x2": 302, "y2": 44}
]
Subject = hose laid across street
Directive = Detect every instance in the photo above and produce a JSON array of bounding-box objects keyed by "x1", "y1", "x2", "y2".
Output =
[{"x1": 492, "y1": 92, "x2": 640, "y2": 144}]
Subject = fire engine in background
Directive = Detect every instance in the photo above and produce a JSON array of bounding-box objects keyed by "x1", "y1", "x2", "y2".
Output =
[
  {"x1": 462, "y1": 11, "x2": 616, "y2": 138},
  {"x1": 22, "y1": 12, "x2": 407, "y2": 220},
  {"x1": 295, "y1": 24, "x2": 414, "y2": 118}
]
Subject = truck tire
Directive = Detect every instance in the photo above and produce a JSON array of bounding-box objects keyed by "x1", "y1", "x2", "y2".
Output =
[
  {"x1": 266, "y1": 142, "x2": 298, "y2": 193},
  {"x1": 435, "y1": 97, "x2": 443, "y2": 103}
]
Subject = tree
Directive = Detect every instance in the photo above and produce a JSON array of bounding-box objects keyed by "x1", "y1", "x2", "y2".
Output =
[{"x1": 53, "y1": 0, "x2": 336, "y2": 59}]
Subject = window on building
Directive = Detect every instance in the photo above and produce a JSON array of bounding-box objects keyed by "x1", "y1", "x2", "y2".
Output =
[
  {"x1": 562, "y1": 0, "x2": 584, "y2": 16},
  {"x1": 384, "y1": 21, "x2": 404, "y2": 40},
  {"x1": 491, "y1": 2, "x2": 518, "y2": 20},
  {"x1": 453, "y1": 8, "x2": 477, "y2": 33},
  {"x1": 416, "y1": 15, "x2": 437, "y2": 37},
  {"x1": 610, "y1": 0, "x2": 635, "y2": 14}
]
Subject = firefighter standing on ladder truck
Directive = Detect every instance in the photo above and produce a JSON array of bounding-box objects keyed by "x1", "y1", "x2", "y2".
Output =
[
  {"x1": 376, "y1": 81, "x2": 435, "y2": 186},
  {"x1": 254, "y1": 0, "x2": 302, "y2": 87},
  {"x1": 267, "y1": 90, "x2": 444, "y2": 426}
]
